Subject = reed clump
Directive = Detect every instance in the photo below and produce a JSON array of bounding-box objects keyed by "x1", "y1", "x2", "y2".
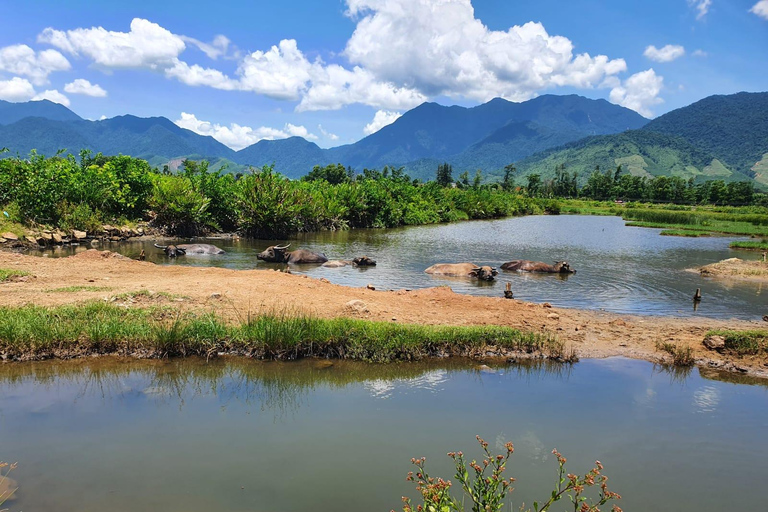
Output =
[
  {"x1": 655, "y1": 341, "x2": 695, "y2": 366},
  {"x1": 0, "y1": 302, "x2": 557, "y2": 362}
]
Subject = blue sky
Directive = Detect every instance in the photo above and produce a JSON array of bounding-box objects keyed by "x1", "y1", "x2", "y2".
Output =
[{"x1": 0, "y1": 0, "x2": 766, "y2": 149}]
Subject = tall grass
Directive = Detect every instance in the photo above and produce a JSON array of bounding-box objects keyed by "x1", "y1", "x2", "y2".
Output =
[
  {"x1": 705, "y1": 330, "x2": 768, "y2": 356},
  {"x1": 0, "y1": 303, "x2": 557, "y2": 362}
]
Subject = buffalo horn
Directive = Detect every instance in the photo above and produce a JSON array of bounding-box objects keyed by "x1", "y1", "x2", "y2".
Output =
[
  {"x1": 274, "y1": 243, "x2": 291, "y2": 250},
  {"x1": 154, "y1": 243, "x2": 168, "y2": 249}
]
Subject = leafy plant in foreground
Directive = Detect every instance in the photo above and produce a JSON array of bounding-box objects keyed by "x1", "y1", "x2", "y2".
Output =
[{"x1": 398, "y1": 436, "x2": 621, "y2": 512}]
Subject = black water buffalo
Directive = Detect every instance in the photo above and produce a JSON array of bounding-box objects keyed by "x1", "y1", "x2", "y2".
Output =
[
  {"x1": 501, "y1": 260, "x2": 575, "y2": 273},
  {"x1": 424, "y1": 263, "x2": 498, "y2": 281},
  {"x1": 257, "y1": 244, "x2": 328, "y2": 264},
  {"x1": 154, "y1": 243, "x2": 226, "y2": 257},
  {"x1": 322, "y1": 256, "x2": 377, "y2": 268}
]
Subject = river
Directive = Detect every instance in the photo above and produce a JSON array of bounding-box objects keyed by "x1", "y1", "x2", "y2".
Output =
[
  {"x1": 41, "y1": 215, "x2": 767, "y2": 320},
  {"x1": 1, "y1": 357, "x2": 766, "y2": 511}
]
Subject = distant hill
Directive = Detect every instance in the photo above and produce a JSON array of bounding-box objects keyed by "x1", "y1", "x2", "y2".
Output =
[
  {"x1": 236, "y1": 137, "x2": 329, "y2": 178},
  {"x1": 1, "y1": 92, "x2": 766, "y2": 188},
  {"x1": 0, "y1": 99, "x2": 82, "y2": 125},
  {"x1": 642, "y1": 92, "x2": 768, "y2": 176},
  {"x1": 517, "y1": 91, "x2": 768, "y2": 186},
  {"x1": 322, "y1": 95, "x2": 648, "y2": 176}
]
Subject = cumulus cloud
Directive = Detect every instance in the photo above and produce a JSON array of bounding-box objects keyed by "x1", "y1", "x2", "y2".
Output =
[
  {"x1": 644, "y1": 45, "x2": 685, "y2": 63},
  {"x1": 363, "y1": 110, "x2": 402, "y2": 135},
  {"x1": 0, "y1": 77, "x2": 36, "y2": 101},
  {"x1": 174, "y1": 112, "x2": 317, "y2": 150},
  {"x1": 751, "y1": 1, "x2": 768, "y2": 20},
  {"x1": 34, "y1": 7, "x2": 659, "y2": 115},
  {"x1": 31, "y1": 89, "x2": 70, "y2": 106},
  {"x1": 608, "y1": 69, "x2": 664, "y2": 117},
  {"x1": 343, "y1": 0, "x2": 626, "y2": 102},
  {"x1": 64, "y1": 78, "x2": 107, "y2": 97},
  {"x1": 38, "y1": 18, "x2": 185, "y2": 69},
  {"x1": 0, "y1": 45, "x2": 70, "y2": 85},
  {"x1": 692, "y1": 49, "x2": 708, "y2": 57},
  {"x1": 688, "y1": 0, "x2": 712, "y2": 20},
  {"x1": 318, "y1": 124, "x2": 339, "y2": 141}
]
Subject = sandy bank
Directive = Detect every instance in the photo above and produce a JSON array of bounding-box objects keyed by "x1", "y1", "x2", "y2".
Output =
[
  {"x1": 1, "y1": 250, "x2": 767, "y2": 378},
  {"x1": 698, "y1": 258, "x2": 768, "y2": 281}
]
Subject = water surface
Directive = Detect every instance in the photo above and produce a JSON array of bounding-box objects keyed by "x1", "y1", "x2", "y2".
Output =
[
  {"x1": 40, "y1": 215, "x2": 767, "y2": 319},
  {"x1": 1, "y1": 358, "x2": 767, "y2": 512}
]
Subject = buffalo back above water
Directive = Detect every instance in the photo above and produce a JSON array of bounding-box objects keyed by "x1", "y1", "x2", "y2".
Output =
[
  {"x1": 257, "y1": 245, "x2": 328, "y2": 264},
  {"x1": 424, "y1": 263, "x2": 498, "y2": 281},
  {"x1": 501, "y1": 260, "x2": 575, "y2": 273}
]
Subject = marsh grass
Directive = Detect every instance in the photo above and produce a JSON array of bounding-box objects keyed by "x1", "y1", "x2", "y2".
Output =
[
  {"x1": 659, "y1": 229, "x2": 712, "y2": 237},
  {"x1": 655, "y1": 340, "x2": 695, "y2": 366},
  {"x1": 0, "y1": 269, "x2": 29, "y2": 282},
  {"x1": 729, "y1": 240, "x2": 768, "y2": 251},
  {"x1": 0, "y1": 303, "x2": 555, "y2": 362},
  {"x1": 110, "y1": 290, "x2": 188, "y2": 301},
  {"x1": 46, "y1": 285, "x2": 113, "y2": 293},
  {"x1": 705, "y1": 329, "x2": 768, "y2": 356}
]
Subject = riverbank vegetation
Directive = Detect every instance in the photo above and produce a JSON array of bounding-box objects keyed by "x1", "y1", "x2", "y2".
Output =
[
  {"x1": 399, "y1": 435, "x2": 621, "y2": 512},
  {"x1": 5, "y1": 151, "x2": 768, "y2": 241},
  {"x1": 729, "y1": 240, "x2": 768, "y2": 251},
  {"x1": 705, "y1": 330, "x2": 768, "y2": 356},
  {"x1": 0, "y1": 302, "x2": 563, "y2": 362}
]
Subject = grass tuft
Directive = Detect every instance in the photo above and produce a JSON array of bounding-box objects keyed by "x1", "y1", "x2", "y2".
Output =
[
  {"x1": 0, "y1": 268, "x2": 30, "y2": 282},
  {"x1": 46, "y1": 285, "x2": 113, "y2": 293},
  {"x1": 705, "y1": 329, "x2": 768, "y2": 356},
  {"x1": 729, "y1": 240, "x2": 768, "y2": 251},
  {"x1": 655, "y1": 341, "x2": 695, "y2": 366}
]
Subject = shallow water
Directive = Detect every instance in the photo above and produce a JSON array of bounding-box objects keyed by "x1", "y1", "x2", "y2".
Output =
[
  {"x1": 1, "y1": 357, "x2": 767, "y2": 512},
  {"x1": 40, "y1": 215, "x2": 767, "y2": 319}
]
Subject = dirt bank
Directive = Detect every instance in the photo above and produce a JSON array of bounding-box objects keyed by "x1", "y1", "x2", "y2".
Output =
[
  {"x1": 698, "y1": 258, "x2": 768, "y2": 281},
  {"x1": 2, "y1": 250, "x2": 767, "y2": 377}
]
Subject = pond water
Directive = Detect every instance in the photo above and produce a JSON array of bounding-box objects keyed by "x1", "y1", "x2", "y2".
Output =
[
  {"x1": 40, "y1": 215, "x2": 767, "y2": 320},
  {"x1": 1, "y1": 358, "x2": 767, "y2": 512}
]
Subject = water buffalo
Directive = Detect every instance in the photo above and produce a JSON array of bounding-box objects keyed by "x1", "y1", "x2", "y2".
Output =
[
  {"x1": 424, "y1": 263, "x2": 498, "y2": 281},
  {"x1": 322, "y1": 256, "x2": 377, "y2": 268},
  {"x1": 154, "y1": 243, "x2": 226, "y2": 257},
  {"x1": 501, "y1": 260, "x2": 575, "y2": 273},
  {"x1": 257, "y1": 244, "x2": 328, "y2": 264}
]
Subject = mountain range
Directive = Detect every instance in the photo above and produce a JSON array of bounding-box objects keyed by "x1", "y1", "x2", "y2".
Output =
[{"x1": 1, "y1": 92, "x2": 767, "y2": 186}]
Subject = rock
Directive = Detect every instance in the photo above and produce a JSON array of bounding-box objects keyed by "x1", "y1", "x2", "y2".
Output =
[
  {"x1": 1, "y1": 232, "x2": 18, "y2": 241},
  {"x1": 210, "y1": 293, "x2": 222, "y2": 299},
  {"x1": 319, "y1": 277, "x2": 330, "y2": 283},
  {"x1": 703, "y1": 335, "x2": 726, "y2": 351},
  {"x1": 110, "y1": 236, "x2": 122, "y2": 242},
  {"x1": 542, "y1": 302, "x2": 552, "y2": 308},
  {"x1": 0, "y1": 237, "x2": 5, "y2": 243},
  {"x1": 72, "y1": 230, "x2": 87, "y2": 240},
  {"x1": 345, "y1": 299, "x2": 369, "y2": 314},
  {"x1": 366, "y1": 283, "x2": 376, "y2": 291},
  {"x1": 25, "y1": 235, "x2": 39, "y2": 245},
  {"x1": 547, "y1": 313, "x2": 560, "y2": 320}
]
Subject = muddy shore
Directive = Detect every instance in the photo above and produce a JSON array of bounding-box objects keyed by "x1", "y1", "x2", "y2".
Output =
[{"x1": 1, "y1": 249, "x2": 767, "y2": 378}]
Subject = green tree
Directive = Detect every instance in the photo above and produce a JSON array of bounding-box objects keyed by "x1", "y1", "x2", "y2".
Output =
[
  {"x1": 502, "y1": 163, "x2": 516, "y2": 191},
  {"x1": 436, "y1": 162, "x2": 454, "y2": 187},
  {"x1": 526, "y1": 173, "x2": 541, "y2": 197},
  {"x1": 302, "y1": 163, "x2": 350, "y2": 185}
]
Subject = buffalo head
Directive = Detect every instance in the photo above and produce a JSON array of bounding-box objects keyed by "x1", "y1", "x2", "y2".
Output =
[
  {"x1": 553, "y1": 261, "x2": 575, "y2": 273},
  {"x1": 353, "y1": 256, "x2": 377, "y2": 266},
  {"x1": 154, "y1": 243, "x2": 186, "y2": 258},
  {"x1": 257, "y1": 243, "x2": 291, "y2": 263},
  {"x1": 469, "y1": 265, "x2": 498, "y2": 281}
]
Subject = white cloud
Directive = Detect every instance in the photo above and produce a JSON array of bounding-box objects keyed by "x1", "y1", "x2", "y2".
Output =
[
  {"x1": 236, "y1": 39, "x2": 314, "y2": 101},
  {"x1": 0, "y1": 77, "x2": 36, "y2": 101},
  {"x1": 0, "y1": 45, "x2": 70, "y2": 86},
  {"x1": 64, "y1": 78, "x2": 107, "y2": 97},
  {"x1": 688, "y1": 0, "x2": 712, "y2": 20},
  {"x1": 31, "y1": 89, "x2": 70, "y2": 106},
  {"x1": 644, "y1": 45, "x2": 685, "y2": 63},
  {"x1": 164, "y1": 60, "x2": 238, "y2": 89},
  {"x1": 750, "y1": 1, "x2": 768, "y2": 20},
  {"x1": 318, "y1": 124, "x2": 339, "y2": 141},
  {"x1": 692, "y1": 49, "x2": 708, "y2": 57},
  {"x1": 39, "y1": 18, "x2": 185, "y2": 69},
  {"x1": 180, "y1": 34, "x2": 233, "y2": 59},
  {"x1": 342, "y1": 0, "x2": 626, "y2": 103},
  {"x1": 609, "y1": 69, "x2": 664, "y2": 117},
  {"x1": 174, "y1": 112, "x2": 317, "y2": 150},
  {"x1": 363, "y1": 110, "x2": 402, "y2": 135},
  {"x1": 298, "y1": 64, "x2": 426, "y2": 111}
]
